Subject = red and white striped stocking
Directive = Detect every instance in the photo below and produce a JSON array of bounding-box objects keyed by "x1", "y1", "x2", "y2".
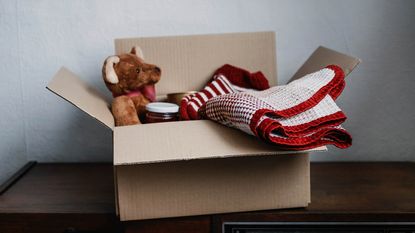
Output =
[{"x1": 180, "y1": 64, "x2": 270, "y2": 120}]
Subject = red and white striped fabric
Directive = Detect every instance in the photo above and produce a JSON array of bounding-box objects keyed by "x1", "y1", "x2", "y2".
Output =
[
  {"x1": 181, "y1": 64, "x2": 352, "y2": 150},
  {"x1": 180, "y1": 64, "x2": 270, "y2": 120}
]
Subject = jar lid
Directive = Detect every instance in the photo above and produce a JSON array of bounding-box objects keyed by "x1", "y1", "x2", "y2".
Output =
[{"x1": 146, "y1": 102, "x2": 179, "y2": 113}]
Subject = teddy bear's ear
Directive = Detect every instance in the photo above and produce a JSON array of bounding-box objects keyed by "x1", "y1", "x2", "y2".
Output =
[
  {"x1": 130, "y1": 46, "x2": 144, "y2": 59},
  {"x1": 104, "y1": 56, "x2": 120, "y2": 84}
]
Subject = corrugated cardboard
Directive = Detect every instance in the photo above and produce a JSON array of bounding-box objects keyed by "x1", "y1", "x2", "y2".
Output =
[
  {"x1": 47, "y1": 32, "x2": 360, "y2": 221},
  {"x1": 47, "y1": 68, "x2": 114, "y2": 129},
  {"x1": 116, "y1": 154, "x2": 309, "y2": 220},
  {"x1": 113, "y1": 120, "x2": 325, "y2": 165},
  {"x1": 290, "y1": 46, "x2": 361, "y2": 82},
  {"x1": 115, "y1": 32, "x2": 277, "y2": 96}
]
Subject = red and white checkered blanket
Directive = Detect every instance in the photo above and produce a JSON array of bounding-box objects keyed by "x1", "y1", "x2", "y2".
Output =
[{"x1": 180, "y1": 64, "x2": 352, "y2": 150}]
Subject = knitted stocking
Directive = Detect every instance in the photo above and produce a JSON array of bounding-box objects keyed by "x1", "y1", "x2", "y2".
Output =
[{"x1": 180, "y1": 64, "x2": 270, "y2": 120}]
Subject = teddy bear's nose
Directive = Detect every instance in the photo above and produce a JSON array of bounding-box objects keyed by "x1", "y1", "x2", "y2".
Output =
[{"x1": 154, "y1": 66, "x2": 161, "y2": 74}]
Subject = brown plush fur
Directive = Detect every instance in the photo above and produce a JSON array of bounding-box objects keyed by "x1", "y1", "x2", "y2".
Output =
[{"x1": 102, "y1": 47, "x2": 161, "y2": 126}]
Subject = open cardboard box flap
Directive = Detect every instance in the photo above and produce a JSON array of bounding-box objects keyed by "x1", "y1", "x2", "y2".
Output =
[
  {"x1": 47, "y1": 32, "x2": 360, "y2": 166},
  {"x1": 113, "y1": 120, "x2": 326, "y2": 165},
  {"x1": 47, "y1": 67, "x2": 115, "y2": 129}
]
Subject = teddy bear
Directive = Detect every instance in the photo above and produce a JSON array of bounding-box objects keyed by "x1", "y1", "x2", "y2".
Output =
[{"x1": 102, "y1": 46, "x2": 161, "y2": 126}]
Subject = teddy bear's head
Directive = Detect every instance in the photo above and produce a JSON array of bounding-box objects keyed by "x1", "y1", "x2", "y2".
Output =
[{"x1": 102, "y1": 46, "x2": 161, "y2": 101}]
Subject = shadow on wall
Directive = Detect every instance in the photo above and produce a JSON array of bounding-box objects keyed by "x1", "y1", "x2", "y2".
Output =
[
  {"x1": 0, "y1": 133, "x2": 27, "y2": 185},
  {"x1": 43, "y1": 111, "x2": 113, "y2": 162},
  {"x1": 322, "y1": 1, "x2": 415, "y2": 161}
]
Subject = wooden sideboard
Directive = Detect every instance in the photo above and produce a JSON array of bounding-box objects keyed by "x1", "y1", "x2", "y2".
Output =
[{"x1": 1, "y1": 162, "x2": 414, "y2": 233}]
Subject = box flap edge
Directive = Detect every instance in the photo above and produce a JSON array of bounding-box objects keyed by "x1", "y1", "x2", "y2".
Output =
[{"x1": 47, "y1": 67, "x2": 115, "y2": 130}]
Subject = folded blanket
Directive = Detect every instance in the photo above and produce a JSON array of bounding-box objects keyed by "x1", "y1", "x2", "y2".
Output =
[{"x1": 181, "y1": 64, "x2": 352, "y2": 150}]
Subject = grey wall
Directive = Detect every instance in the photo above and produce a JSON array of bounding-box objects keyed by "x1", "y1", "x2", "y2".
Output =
[
  {"x1": 0, "y1": 0, "x2": 27, "y2": 186},
  {"x1": 1, "y1": 0, "x2": 414, "y2": 183}
]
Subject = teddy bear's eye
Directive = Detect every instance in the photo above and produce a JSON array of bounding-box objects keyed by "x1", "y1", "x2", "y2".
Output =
[{"x1": 136, "y1": 68, "x2": 141, "y2": 73}]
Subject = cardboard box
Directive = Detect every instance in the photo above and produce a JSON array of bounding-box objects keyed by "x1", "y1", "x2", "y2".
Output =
[{"x1": 47, "y1": 32, "x2": 360, "y2": 221}]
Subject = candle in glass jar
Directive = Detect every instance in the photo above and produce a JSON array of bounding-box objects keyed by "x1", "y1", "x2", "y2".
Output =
[{"x1": 145, "y1": 102, "x2": 179, "y2": 123}]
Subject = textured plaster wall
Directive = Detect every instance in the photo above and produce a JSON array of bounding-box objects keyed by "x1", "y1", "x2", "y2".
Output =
[
  {"x1": 1, "y1": 0, "x2": 415, "y2": 183},
  {"x1": 0, "y1": 0, "x2": 28, "y2": 185}
]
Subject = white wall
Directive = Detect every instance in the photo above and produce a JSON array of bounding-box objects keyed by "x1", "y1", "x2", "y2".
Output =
[
  {"x1": 1, "y1": 0, "x2": 414, "y2": 183},
  {"x1": 0, "y1": 0, "x2": 27, "y2": 185}
]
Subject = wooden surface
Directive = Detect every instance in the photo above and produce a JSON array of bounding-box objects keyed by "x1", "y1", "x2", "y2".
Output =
[
  {"x1": 0, "y1": 163, "x2": 114, "y2": 213},
  {"x1": 0, "y1": 161, "x2": 36, "y2": 195},
  {"x1": 0, "y1": 163, "x2": 118, "y2": 233},
  {"x1": 213, "y1": 162, "x2": 415, "y2": 233},
  {"x1": 0, "y1": 162, "x2": 414, "y2": 233},
  {"x1": 311, "y1": 162, "x2": 415, "y2": 212}
]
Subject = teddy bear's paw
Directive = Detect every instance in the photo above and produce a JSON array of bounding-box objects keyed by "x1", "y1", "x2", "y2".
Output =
[{"x1": 112, "y1": 96, "x2": 141, "y2": 126}]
